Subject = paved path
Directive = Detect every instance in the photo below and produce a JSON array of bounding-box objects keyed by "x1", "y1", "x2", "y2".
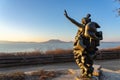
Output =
[
  {"x1": 94, "y1": 59, "x2": 120, "y2": 71},
  {"x1": 0, "y1": 59, "x2": 120, "y2": 73},
  {"x1": 0, "y1": 62, "x2": 78, "y2": 73}
]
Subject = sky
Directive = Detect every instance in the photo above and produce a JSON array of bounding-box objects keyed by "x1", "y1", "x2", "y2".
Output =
[{"x1": 0, "y1": 0, "x2": 120, "y2": 42}]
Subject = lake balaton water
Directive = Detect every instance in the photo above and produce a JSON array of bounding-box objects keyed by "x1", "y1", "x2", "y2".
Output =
[{"x1": 0, "y1": 42, "x2": 120, "y2": 53}]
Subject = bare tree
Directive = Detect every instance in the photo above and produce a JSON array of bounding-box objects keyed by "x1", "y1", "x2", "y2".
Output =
[
  {"x1": 117, "y1": 8, "x2": 120, "y2": 16},
  {"x1": 115, "y1": 0, "x2": 120, "y2": 16}
]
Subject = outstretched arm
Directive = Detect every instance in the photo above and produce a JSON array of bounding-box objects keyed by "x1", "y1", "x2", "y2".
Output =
[{"x1": 64, "y1": 10, "x2": 83, "y2": 28}]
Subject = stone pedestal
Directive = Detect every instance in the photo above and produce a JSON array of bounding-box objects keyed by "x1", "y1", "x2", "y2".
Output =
[
  {"x1": 75, "y1": 65, "x2": 101, "y2": 80},
  {"x1": 75, "y1": 76, "x2": 99, "y2": 80}
]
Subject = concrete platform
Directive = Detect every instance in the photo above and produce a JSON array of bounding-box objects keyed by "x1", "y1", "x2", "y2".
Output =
[{"x1": 74, "y1": 65, "x2": 101, "y2": 80}]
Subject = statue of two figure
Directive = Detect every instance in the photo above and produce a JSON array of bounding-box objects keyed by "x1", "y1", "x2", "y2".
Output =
[{"x1": 64, "y1": 10, "x2": 103, "y2": 78}]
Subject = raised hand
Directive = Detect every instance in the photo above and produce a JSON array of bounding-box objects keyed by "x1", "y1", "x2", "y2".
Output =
[{"x1": 64, "y1": 10, "x2": 68, "y2": 17}]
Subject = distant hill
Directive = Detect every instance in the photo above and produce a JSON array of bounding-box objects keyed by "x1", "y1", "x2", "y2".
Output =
[
  {"x1": 42, "y1": 39, "x2": 72, "y2": 43},
  {"x1": 1, "y1": 40, "x2": 119, "y2": 44}
]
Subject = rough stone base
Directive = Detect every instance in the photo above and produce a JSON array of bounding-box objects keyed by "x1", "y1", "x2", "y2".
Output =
[
  {"x1": 75, "y1": 65, "x2": 101, "y2": 80},
  {"x1": 75, "y1": 76, "x2": 99, "y2": 80}
]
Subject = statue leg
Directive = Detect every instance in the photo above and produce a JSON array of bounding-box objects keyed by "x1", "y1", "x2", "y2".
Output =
[
  {"x1": 74, "y1": 51, "x2": 89, "y2": 78},
  {"x1": 85, "y1": 53, "x2": 94, "y2": 77},
  {"x1": 81, "y1": 53, "x2": 94, "y2": 78},
  {"x1": 73, "y1": 50, "x2": 86, "y2": 76}
]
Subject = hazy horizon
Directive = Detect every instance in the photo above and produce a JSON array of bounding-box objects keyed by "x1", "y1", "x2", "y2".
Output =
[
  {"x1": 0, "y1": 39, "x2": 120, "y2": 43},
  {"x1": 0, "y1": 39, "x2": 73, "y2": 43}
]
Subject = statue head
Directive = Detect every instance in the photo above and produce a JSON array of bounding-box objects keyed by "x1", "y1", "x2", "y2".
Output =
[{"x1": 81, "y1": 13, "x2": 91, "y2": 25}]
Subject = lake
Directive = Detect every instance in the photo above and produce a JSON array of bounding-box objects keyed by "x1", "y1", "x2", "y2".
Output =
[{"x1": 0, "y1": 42, "x2": 120, "y2": 53}]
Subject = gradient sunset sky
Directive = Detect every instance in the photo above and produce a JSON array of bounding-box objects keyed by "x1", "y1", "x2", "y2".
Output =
[{"x1": 0, "y1": 0, "x2": 120, "y2": 42}]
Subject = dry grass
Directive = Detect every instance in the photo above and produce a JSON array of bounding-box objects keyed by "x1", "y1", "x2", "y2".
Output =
[
  {"x1": 30, "y1": 70, "x2": 56, "y2": 80},
  {"x1": 0, "y1": 70, "x2": 63, "y2": 80},
  {"x1": 101, "y1": 46, "x2": 120, "y2": 51},
  {"x1": 7, "y1": 72, "x2": 25, "y2": 80},
  {"x1": 45, "y1": 49, "x2": 73, "y2": 55},
  {"x1": 0, "y1": 72, "x2": 25, "y2": 80},
  {"x1": 0, "y1": 51, "x2": 43, "y2": 57}
]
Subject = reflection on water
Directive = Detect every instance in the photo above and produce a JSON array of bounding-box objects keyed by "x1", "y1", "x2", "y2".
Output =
[{"x1": 0, "y1": 42, "x2": 120, "y2": 52}]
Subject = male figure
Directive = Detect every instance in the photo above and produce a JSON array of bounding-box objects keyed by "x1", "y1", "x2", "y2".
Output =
[{"x1": 64, "y1": 10, "x2": 102, "y2": 78}]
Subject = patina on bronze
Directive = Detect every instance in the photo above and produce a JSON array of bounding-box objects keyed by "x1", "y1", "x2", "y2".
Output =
[{"x1": 64, "y1": 10, "x2": 103, "y2": 78}]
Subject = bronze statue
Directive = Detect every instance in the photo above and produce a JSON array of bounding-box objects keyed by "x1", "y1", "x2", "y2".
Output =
[{"x1": 64, "y1": 10, "x2": 103, "y2": 78}]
